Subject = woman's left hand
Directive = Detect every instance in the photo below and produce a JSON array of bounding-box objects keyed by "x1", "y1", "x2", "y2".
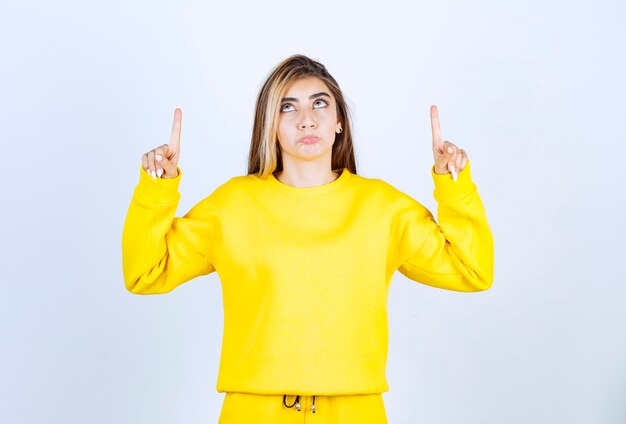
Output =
[{"x1": 430, "y1": 105, "x2": 468, "y2": 182}]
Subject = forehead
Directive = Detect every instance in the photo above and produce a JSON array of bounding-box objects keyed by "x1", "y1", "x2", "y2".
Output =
[{"x1": 283, "y1": 76, "x2": 333, "y2": 99}]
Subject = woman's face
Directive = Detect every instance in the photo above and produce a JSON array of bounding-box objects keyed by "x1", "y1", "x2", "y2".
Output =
[{"x1": 276, "y1": 76, "x2": 342, "y2": 168}]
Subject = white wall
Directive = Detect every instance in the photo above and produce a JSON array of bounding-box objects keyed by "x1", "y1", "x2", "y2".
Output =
[{"x1": 1, "y1": 0, "x2": 624, "y2": 423}]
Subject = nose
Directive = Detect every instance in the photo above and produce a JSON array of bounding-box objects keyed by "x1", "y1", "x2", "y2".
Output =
[{"x1": 298, "y1": 109, "x2": 317, "y2": 129}]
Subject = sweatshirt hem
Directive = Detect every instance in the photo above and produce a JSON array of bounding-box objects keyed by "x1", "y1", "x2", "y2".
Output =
[{"x1": 215, "y1": 385, "x2": 390, "y2": 396}]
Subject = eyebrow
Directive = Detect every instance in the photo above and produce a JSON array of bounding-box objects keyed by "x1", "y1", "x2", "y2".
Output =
[{"x1": 281, "y1": 92, "x2": 331, "y2": 102}]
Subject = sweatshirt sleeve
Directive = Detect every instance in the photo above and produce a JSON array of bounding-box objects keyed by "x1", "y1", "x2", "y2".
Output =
[
  {"x1": 393, "y1": 161, "x2": 494, "y2": 292},
  {"x1": 122, "y1": 165, "x2": 220, "y2": 294}
]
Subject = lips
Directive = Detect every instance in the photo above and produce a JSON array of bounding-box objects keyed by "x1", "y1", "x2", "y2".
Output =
[{"x1": 299, "y1": 136, "x2": 320, "y2": 144}]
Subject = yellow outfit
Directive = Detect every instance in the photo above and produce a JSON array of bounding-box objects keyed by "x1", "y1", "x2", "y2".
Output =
[
  {"x1": 122, "y1": 160, "x2": 493, "y2": 419},
  {"x1": 218, "y1": 392, "x2": 387, "y2": 423}
]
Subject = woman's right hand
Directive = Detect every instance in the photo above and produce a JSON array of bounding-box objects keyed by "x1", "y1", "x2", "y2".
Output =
[{"x1": 142, "y1": 107, "x2": 182, "y2": 179}]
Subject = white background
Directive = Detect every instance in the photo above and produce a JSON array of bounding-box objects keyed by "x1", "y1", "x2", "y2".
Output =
[{"x1": 1, "y1": 0, "x2": 625, "y2": 423}]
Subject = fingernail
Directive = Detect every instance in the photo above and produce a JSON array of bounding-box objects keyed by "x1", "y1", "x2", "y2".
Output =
[
  {"x1": 156, "y1": 154, "x2": 162, "y2": 162},
  {"x1": 450, "y1": 164, "x2": 457, "y2": 182},
  {"x1": 151, "y1": 170, "x2": 156, "y2": 180},
  {"x1": 156, "y1": 168, "x2": 163, "y2": 178},
  {"x1": 447, "y1": 147, "x2": 453, "y2": 154}
]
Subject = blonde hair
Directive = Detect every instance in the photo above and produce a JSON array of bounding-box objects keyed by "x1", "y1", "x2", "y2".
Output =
[{"x1": 247, "y1": 54, "x2": 356, "y2": 176}]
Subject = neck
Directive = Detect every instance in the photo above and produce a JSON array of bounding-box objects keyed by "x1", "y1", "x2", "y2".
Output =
[{"x1": 274, "y1": 160, "x2": 340, "y2": 188}]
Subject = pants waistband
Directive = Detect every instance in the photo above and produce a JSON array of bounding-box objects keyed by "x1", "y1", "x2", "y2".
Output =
[{"x1": 283, "y1": 394, "x2": 316, "y2": 413}]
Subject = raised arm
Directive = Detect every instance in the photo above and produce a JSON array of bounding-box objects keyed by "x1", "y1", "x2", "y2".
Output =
[
  {"x1": 393, "y1": 106, "x2": 494, "y2": 292},
  {"x1": 122, "y1": 108, "x2": 220, "y2": 294}
]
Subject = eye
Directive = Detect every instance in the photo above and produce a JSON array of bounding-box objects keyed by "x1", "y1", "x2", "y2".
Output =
[
  {"x1": 281, "y1": 103, "x2": 295, "y2": 112},
  {"x1": 313, "y1": 99, "x2": 329, "y2": 108}
]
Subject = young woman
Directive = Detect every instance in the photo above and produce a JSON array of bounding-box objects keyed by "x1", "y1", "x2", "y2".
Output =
[{"x1": 122, "y1": 54, "x2": 494, "y2": 423}]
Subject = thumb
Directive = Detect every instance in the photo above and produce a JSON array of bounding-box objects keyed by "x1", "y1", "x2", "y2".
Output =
[
  {"x1": 432, "y1": 138, "x2": 445, "y2": 164},
  {"x1": 434, "y1": 142, "x2": 454, "y2": 175},
  {"x1": 155, "y1": 144, "x2": 179, "y2": 178},
  {"x1": 156, "y1": 143, "x2": 179, "y2": 165}
]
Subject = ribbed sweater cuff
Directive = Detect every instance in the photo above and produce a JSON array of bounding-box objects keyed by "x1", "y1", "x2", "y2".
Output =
[
  {"x1": 431, "y1": 160, "x2": 476, "y2": 202},
  {"x1": 134, "y1": 164, "x2": 182, "y2": 202}
]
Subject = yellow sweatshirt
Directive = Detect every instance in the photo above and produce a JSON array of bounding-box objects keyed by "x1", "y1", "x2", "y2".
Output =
[{"x1": 122, "y1": 161, "x2": 493, "y2": 396}]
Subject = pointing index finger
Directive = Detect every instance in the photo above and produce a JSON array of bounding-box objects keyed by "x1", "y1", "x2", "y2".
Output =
[
  {"x1": 169, "y1": 107, "x2": 182, "y2": 151},
  {"x1": 430, "y1": 104, "x2": 442, "y2": 148}
]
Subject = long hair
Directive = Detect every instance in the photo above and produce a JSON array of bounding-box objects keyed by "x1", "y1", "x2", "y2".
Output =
[{"x1": 247, "y1": 54, "x2": 357, "y2": 176}]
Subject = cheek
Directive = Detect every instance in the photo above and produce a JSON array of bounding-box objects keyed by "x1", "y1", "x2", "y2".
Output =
[
  {"x1": 320, "y1": 116, "x2": 338, "y2": 137},
  {"x1": 317, "y1": 109, "x2": 337, "y2": 126},
  {"x1": 277, "y1": 120, "x2": 292, "y2": 143}
]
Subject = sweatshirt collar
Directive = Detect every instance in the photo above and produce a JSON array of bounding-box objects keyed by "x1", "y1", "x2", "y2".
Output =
[{"x1": 263, "y1": 168, "x2": 353, "y2": 197}]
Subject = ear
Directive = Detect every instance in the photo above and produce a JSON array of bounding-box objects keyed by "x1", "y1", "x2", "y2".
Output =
[{"x1": 336, "y1": 122, "x2": 343, "y2": 133}]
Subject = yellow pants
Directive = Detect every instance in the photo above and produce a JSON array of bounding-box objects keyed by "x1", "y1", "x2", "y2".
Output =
[{"x1": 218, "y1": 392, "x2": 388, "y2": 423}]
